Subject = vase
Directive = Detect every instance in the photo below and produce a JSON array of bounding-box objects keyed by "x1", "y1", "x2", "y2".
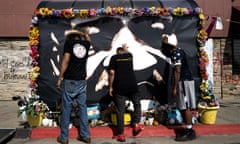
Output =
[{"x1": 27, "y1": 111, "x2": 44, "y2": 127}]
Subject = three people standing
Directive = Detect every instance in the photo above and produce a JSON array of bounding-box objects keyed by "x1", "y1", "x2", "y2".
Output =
[{"x1": 56, "y1": 25, "x2": 196, "y2": 143}]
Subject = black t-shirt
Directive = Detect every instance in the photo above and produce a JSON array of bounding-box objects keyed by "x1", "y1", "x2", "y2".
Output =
[
  {"x1": 63, "y1": 39, "x2": 90, "y2": 80},
  {"x1": 108, "y1": 53, "x2": 138, "y2": 95},
  {"x1": 172, "y1": 48, "x2": 193, "y2": 81}
]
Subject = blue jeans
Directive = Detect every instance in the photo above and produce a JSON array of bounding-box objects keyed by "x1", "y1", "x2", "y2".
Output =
[{"x1": 60, "y1": 79, "x2": 90, "y2": 140}]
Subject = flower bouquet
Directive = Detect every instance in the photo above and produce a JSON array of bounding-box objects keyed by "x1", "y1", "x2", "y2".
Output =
[
  {"x1": 199, "y1": 80, "x2": 219, "y2": 107},
  {"x1": 17, "y1": 95, "x2": 49, "y2": 127}
]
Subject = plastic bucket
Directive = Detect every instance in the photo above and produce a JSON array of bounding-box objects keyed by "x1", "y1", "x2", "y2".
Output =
[
  {"x1": 27, "y1": 111, "x2": 44, "y2": 127},
  {"x1": 111, "y1": 113, "x2": 131, "y2": 126},
  {"x1": 198, "y1": 104, "x2": 220, "y2": 125}
]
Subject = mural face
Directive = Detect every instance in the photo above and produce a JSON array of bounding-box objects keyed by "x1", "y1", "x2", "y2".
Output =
[{"x1": 37, "y1": 15, "x2": 200, "y2": 109}]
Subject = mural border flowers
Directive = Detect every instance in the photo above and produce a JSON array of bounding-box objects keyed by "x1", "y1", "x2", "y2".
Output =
[{"x1": 28, "y1": 6, "x2": 217, "y2": 111}]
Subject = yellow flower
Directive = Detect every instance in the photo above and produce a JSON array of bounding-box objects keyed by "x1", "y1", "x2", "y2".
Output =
[
  {"x1": 29, "y1": 27, "x2": 39, "y2": 39},
  {"x1": 106, "y1": 6, "x2": 112, "y2": 15},
  {"x1": 200, "y1": 81, "x2": 209, "y2": 91},
  {"x1": 173, "y1": 7, "x2": 184, "y2": 16},
  {"x1": 79, "y1": 9, "x2": 88, "y2": 17},
  {"x1": 197, "y1": 29, "x2": 208, "y2": 41},
  {"x1": 150, "y1": 7, "x2": 156, "y2": 15},
  {"x1": 29, "y1": 39, "x2": 39, "y2": 46},
  {"x1": 29, "y1": 71, "x2": 40, "y2": 81},
  {"x1": 118, "y1": 7, "x2": 124, "y2": 15},
  {"x1": 199, "y1": 13, "x2": 205, "y2": 20},
  {"x1": 33, "y1": 66, "x2": 40, "y2": 72},
  {"x1": 39, "y1": 8, "x2": 52, "y2": 17},
  {"x1": 199, "y1": 47, "x2": 205, "y2": 51},
  {"x1": 201, "y1": 95, "x2": 211, "y2": 100}
]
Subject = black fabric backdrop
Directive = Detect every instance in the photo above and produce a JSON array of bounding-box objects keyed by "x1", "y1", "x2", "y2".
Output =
[{"x1": 36, "y1": 0, "x2": 201, "y2": 110}]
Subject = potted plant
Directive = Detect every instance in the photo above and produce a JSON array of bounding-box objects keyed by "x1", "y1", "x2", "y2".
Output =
[
  {"x1": 17, "y1": 95, "x2": 49, "y2": 127},
  {"x1": 198, "y1": 80, "x2": 220, "y2": 124}
]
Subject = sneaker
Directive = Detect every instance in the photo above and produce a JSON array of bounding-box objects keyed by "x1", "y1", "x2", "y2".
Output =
[
  {"x1": 77, "y1": 135, "x2": 91, "y2": 143},
  {"x1": 116, "y1": 134, "x2": 126, "y2": 142},
  {"x1": 175, "y1": 128, "x2": 196, "y2": 141},
  {"x1": 112, "y1": 135, "x2": 118, "y2": 139},
  {"x1": 57, "y1": 136, "x2": 68, "y2": 144},
  {"x1": 133, "y1": 125, "x2": 144, "y2": 136}
]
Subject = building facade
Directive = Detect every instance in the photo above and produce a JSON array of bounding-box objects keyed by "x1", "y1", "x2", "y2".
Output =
[{"x1": 0, "y1": 0, "x2": 239, "y2": 100}]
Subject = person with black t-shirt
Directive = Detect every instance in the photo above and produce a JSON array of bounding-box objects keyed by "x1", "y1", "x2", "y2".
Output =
[
  {"x1": 108, "y1": 44, "x2": 144, "y2": 142},
  {"x1": 56, "y1": 28, "x2": 91, "y2": 144}
]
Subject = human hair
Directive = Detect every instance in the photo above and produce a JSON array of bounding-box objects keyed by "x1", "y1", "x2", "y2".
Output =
[
  {"x1": 162, "y1": 42, "x2": 175, "y2": 50},
  {"x1": 116, "y1": 47, "x2": 124, "y2": 54}
]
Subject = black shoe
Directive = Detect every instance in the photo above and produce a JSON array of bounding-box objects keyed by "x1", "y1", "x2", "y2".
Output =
[
  {"x1": 77, "y1": 136, "x2": 91, "y2": 143},
  {"x1": 175, "y1": 129, "x2": 196, "y2": 141},
  {"x1": 57, "y1": 136, "x2": 68, "y2": 144}
]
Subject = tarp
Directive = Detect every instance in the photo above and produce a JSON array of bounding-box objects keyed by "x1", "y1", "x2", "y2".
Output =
[{"x1": 35, "y1": 0, "x2": 201, "y2": 109}]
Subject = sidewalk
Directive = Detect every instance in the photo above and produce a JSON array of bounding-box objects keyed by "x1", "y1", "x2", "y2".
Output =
[{"x1": 1, "y1": 98, "x2": 240, "y2": 143}]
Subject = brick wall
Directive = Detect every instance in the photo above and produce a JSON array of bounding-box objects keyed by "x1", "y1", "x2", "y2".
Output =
[
  {"x1": 212, "y1": 39, "x2": 222, "y2": 99},
  {"x1": 212, "y1": 39, "x2": 240, "y2": 100}
]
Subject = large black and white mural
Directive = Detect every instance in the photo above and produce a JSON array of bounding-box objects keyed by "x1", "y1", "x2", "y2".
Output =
[{"x1": 34, "y1": 0, "x2": 201, "y2": 109}]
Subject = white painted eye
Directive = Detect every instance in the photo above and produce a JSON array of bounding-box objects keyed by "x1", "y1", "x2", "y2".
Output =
[
  {"x1": 50, "y1": 59, "x2": 59, "y2": 76},
  {"x1": 151, "y1": 22, "x2": 165, "y2": 30},
  {"x1": 50, "y1": 32, "x2": 60, "y2": 45},
  {"x1": 87, "y1": 26, "x2": 100, "y2": 35},
  {"x1": 52, "y1": 46, "x2": 58, "y2": 52}
]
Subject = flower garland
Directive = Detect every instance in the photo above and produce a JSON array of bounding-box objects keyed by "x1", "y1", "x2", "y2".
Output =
[
  {"x1": 196, "y1": 13, "x2": 219, "y2": 107},
  {"x1": 33, "y1": 7, "x2": 204, "y2": 19},
  {"x1": 29, "y1": 23, "x2": 40, "y2": 97},
  {"x1": 28, "y1": 6, "x2": 217, "y2": 109}
]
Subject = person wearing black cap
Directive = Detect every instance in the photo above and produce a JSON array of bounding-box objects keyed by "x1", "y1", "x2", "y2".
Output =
[
  {"x1": 56, "y1": 28, "x2": 91, "y2": 144},
  {"x1": 108, "y1": 44, "x2": 144, "y2": 142},
  {"x1": 161, "y1": 33, "x2": 196, "y2": 141}
]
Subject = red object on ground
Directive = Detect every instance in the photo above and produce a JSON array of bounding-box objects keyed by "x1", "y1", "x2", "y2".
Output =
[{"x1": 30, "y1": 125, "x2": 240, "y2": 139}]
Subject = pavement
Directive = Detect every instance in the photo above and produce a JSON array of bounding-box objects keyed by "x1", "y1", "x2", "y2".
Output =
[{"x1": 0, "y1": 97, "x2": 240, "y2": 144}]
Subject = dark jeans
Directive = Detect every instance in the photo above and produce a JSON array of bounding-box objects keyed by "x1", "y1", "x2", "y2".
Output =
[{"x1": 113, "y1": 92, "x2": 141, "y2": 134}]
